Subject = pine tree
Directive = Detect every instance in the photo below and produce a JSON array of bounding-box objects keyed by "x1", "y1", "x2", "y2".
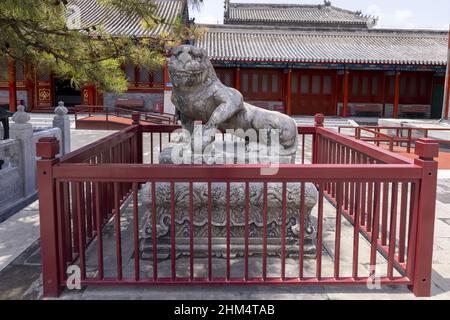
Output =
[{"x1": 0, "y1": 0, "x2": 203, "y2": 92}]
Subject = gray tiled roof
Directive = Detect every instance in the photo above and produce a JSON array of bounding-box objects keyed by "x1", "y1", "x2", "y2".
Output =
[
  {"x1": 224, "y1": 2, "x2": 376, "y2": 28},
  {"x1": 66, "y1": 0, "x2": 184, "y2": 37},
  {"x1": 194, "y1": 25, "x2": 448, "y2": 65}
]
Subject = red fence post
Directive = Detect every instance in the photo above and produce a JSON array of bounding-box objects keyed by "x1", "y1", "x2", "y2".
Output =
[
  {"x1": 132, "y1": 112, "x2": 143, "y2": 164},
  {"x1": 313, "y1": 114, "x2": 324, "y2": 164},
  {"x1": 409, "y1": 138, "x2": 439, "y2": 297},
  {"x1": 36, "y1": 137, "x2": 61, "y2": 297}
]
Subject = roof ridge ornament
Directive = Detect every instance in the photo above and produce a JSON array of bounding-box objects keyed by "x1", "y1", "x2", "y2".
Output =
[
  {"x1": 324, "y1": 0, "x2": 332, "y2": 6},
  {"x1": 224, "y1": 0, "x2": 230, "y2": 19}
]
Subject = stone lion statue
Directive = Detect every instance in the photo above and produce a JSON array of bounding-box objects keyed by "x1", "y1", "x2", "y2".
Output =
[{"x1": 168, "y1": 45, "x2": 298, "y2": 160}]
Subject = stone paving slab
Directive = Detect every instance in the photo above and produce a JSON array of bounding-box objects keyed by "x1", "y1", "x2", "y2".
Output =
[
  {"x1": 58, "y1": 285, "x2": 329, "y2": 300},
  {"x1": 0, "y1": 208, "x2": 40, "y2": 273}
]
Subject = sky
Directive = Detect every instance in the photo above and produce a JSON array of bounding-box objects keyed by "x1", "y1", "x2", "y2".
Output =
[{"x1": 189, "y1": 0, "x2": 450, "y2": 30}]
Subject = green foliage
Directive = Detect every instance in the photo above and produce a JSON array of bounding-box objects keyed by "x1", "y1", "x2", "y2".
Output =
[{"x1": 0, "y1": 0, "x2": 203, "y2": 92}]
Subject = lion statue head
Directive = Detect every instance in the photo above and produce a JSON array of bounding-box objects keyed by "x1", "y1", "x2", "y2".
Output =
[{"x1": 168, "y1": 45, "x2": 218, "y2": 89}]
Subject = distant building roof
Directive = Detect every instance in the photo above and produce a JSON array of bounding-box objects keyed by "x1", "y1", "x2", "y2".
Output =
[
  {"x1": 66, "y1": 0, "x2": 186, "y2": 37},
  {"x1": 194, "y1": 25, "x2": 448, "y2": 66},
  {"x1": 224, "y1": 1, "x2": 377, "y2": 29}
]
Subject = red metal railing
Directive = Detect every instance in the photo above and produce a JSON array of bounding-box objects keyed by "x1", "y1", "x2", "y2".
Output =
[
  {"x1": 339, "y1": 125, "x2": 450, "y2": 153},
  {"x1": 36, "y1": 113, "x2": 439, "y2": 298},
  {"x1": 74, "y1": 105, "x2": 176, "y2": 127}
]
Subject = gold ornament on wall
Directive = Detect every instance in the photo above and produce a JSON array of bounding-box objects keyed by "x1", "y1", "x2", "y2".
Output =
[
  {"x1": 38, "y1": 88, "x2": 51, "y2": 101},
  {"x1": 83, "y1": 89, "x2": 89, "y2": 104}
]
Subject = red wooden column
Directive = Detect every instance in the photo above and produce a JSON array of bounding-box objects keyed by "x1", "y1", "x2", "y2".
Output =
[
  {"x1": 333, "y1": 72, "x2": 339, "y2": 115},
  {"x1": 163, "y1": 62, "x2": 171, "y2": 92},
  {"x1": 134, "y1": 65, "x2": 139, "y2": 87},
  {"x1": 235, "y1": 67, "x2": 241, "y2": 91},
  {"x1": 381, "y1": 72, "x2": 387, "y2": 117},
  {"x1": 342, "y1": 70, "x2": 349, "y2": 117},
  {"x1": 286, "y1": 68, "x2": 292, "y2": 115},
  {"x1": 36, "y1": 137, "x2": 61, "y2": 297},
  {"x1": 409, "y1": 139, "x2": 439, "y2": 297},
  {"x1": 443, "y1": 25, "x2": 450, "y2": 120},
  {"x1": 132, "y1": 112, "x2": 143, "y2": 164},
  {"x1": 393, "y1": 71, "x2": 401, "y2": 118},
  {"x1": 8, "y1": 57, "x2": 17, "y2": 112},
  {"x1": 313, "y1": 113, "x2": 324, "y2": 164},
  {"x1": 25, "y1": 63, "x2": 35, "y2": 111},
  {"x1": 82, "y1": 85, "x2": 96, "y2": 105}
]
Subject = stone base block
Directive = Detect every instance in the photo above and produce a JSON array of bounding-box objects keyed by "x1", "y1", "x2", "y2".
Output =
[{"x1": 140, "y1": 181, "x2": 318, "y2": 260}]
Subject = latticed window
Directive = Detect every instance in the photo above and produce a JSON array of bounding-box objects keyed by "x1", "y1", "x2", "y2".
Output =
[
  {"x1": 240, "y1": 69, "x2": 283, "y2": 101},
  {"x1": 223, "y1": 72, "x2": 233, "y2": 87},
  {"x1": 349, "y1": 72, "x2": 384, "y2": 103},
  {"x1": 15, "y1": 62, "x2": 25, "y2": 81},
  {"x1": 301, "y1": 75, "x2": 309, "y2": 94},
  {"x1": 311, "y1": 76, "x2": 321, "y2": 94},
  {"x1": 215, "y1": 68, "x2": 234, "y2": 88},
  {"x1": 0, "y1": 58, "x2": 8, "y2": 81},
  {"x1": 371, "y1": 78, "x2": 378, "y2": 96},
  {"x1": 400, "y1": 77, "x2": 407, "y2": 96},
  {"x1": 387, "y1": 77, "x2": 395, "y2": 100},
  {"x1": 398, "y1": 72, "x2": 432, "y2": 104},
  {"x1": 37, "y1": 68, "x2": 50, "y2": 81},
  {"x1": 271, "y1": 74, "x2": 279, "y2": 93},
  {"x1": 242, "y1": 74, "x2": 249, "y2": 93},
  {"x1": 352, "y1": 76, "x2": 359, "y2": 96},
  {"x1": 128, "y1": 65, "x2": 164, "y2": 87},
  {"x1": 323, "y1": 76, "x2": 332, "y2": 95},
  {"x1": 361, "y1": 77, "x2": 369, "y2": 96},
  {"x1": 139, "y1": 67, "x2": 150, "y2": 83},
  {"x1": 291, "y1": 74, "x2": 298, "y2": 94},
  {"x1": 261, "y1": 74, "x2": 269, "y2": 93},
  {"x1": 152, "y1": 68, "x2": 164, "y2": 86},
  {"x1": 420, "y1": 78, "x2": 427, "y2": 97},
  {"x1": 252, "y1": 74, "x2": 259, "y2": 93},
  {"x1": 125, "y1": 62, "x2": 135, "y2": 82},
  {"x1": 290, "y1": 70, "x2": 336, "y2": 116}
]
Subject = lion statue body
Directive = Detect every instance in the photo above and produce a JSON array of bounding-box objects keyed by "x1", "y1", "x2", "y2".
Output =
[{"x1": 169, "y1": 45, "x2": 298, "y2": 159}]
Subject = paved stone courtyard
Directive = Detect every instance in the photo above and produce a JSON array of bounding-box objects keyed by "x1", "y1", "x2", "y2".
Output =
[{"x1": 1, "y1": 114, "x2": 450, "y2": 300}]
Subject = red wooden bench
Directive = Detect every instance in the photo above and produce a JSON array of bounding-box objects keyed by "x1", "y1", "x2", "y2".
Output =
[
  {"x1": 400, "y1": 105, "x2": 430, "y2": 117},
  {"x1": 115, "y1": 98, "x2": 145, "y2": 109},
  {"x1": 353, "y1": 104, "x2": 383, "y2": 117}
]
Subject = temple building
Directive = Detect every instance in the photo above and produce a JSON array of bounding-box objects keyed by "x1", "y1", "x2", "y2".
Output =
[
  {"x1": 1, "y1": 0, "x2": 449, "y2": 119},
  {"x1": 197, "y1": 1, "x2": 448, "y2": 118},
  {"x1": 0, "y1": 0, "x2": 188, "y2": 113}
]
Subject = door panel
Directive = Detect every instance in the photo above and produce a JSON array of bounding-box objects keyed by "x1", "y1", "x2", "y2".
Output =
[
  {"x1": 240, "y1": 68, "x2": 283, "y2": 102},
  {"x1": 291, "y1": 70, "x2": 337, "y2": 116},
  {"x1": 34, "y1": 70, "x2": 53, "y2": 110},
  {"x1": 431, "y1": 77, "x2": 445, "y2": 119},
  {"x1": 215, "y1": 68, "x2": 235, "y2": 88}
]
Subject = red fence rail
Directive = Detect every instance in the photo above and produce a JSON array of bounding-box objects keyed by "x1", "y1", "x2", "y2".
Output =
[
  {"x1": 36, "y1": 114, "x2": 439, "y2": 298},
  {"x1": 74, "y1": 105, "x2": 176, "y2": 128},
  {"x1": 339, "y1": 125, "x2": 450, "y2": 153}
]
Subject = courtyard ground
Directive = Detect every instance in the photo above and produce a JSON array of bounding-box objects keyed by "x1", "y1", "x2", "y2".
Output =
[{"x1": 1, "y1": 114, "x2": 450, "y2": 300}]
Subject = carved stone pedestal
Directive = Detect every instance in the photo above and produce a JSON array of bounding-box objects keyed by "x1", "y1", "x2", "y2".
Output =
[{"x1": 140, "y1": 182, "x2": 318, "y2": 260}]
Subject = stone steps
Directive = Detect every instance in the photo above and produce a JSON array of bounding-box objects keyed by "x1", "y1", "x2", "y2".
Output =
[{"x1": 293, "y1": 117, "x2": 357, "y2": 128}]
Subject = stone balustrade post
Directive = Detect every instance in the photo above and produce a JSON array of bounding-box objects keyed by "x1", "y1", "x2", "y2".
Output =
[
  {"x1": 9, "y1": 105, "x2": 35, "y2": 195},
  {"x1": 53, "y1": 101, "x2": 71, "y2": 154}
]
